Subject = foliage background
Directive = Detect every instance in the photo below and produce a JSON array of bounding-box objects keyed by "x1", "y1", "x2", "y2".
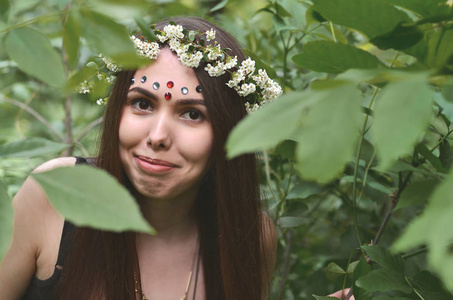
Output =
[{"x1": 1, "y1": 0, "x2": 453, "y2": 299}]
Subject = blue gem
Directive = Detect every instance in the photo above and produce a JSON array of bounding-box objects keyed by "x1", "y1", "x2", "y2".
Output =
[
  {"x1": 141, "y1": 76, "x2": 147, "y2": 83},
  {"x1": 153, "y1": 82, "x2": 160, "y2": 90},
  {"x1": 181, "y1": 87, "x2": 189, "y2": 95},
  {"x1": 196, "y1": 85, "x2": 202, "y2": 93},
  {"x1": 130, "y1": 78, "x2": 135, "y2": 85}
]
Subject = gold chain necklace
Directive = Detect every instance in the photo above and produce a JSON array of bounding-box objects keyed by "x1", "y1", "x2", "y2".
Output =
[{"x1": 135, "y1": 239, "x2": 200, "y2": 300}]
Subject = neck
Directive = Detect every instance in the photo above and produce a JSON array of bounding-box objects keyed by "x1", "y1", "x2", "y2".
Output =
[{"x1": 135, "y1": 189, "x2": 199, "y2": 239}]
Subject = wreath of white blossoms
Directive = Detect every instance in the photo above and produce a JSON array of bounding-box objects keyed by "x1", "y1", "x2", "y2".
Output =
[{"x1": 83, "y1": 23, "x2": 282, "y2": 113}]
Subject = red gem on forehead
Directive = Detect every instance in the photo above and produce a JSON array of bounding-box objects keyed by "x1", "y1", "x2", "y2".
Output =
[
  {"x1": 165, "y1": 92, "x2": 172, "y2": 100},
  {"x1": 167, "y1": 81, "x2": 174, "y2": 88}
]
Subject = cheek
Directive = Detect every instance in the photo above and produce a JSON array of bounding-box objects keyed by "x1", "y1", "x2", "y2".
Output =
[
  {"x1": 118, "y1": 114, "x2": 147, "y2": 148},
  {"x1": 179, "y1": 126, "x2": 214, "y2": 165}
]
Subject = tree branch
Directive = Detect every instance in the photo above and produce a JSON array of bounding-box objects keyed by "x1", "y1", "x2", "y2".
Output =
[
  {"x1": 1, "y1": 96, "x2": 65, "y2": 142},
  {"x1": 74, "y1": 116, "x2": 103, "y2": 142},
  {"x1": 277, "y1": 229, "x2": 295, "y2": 300}
]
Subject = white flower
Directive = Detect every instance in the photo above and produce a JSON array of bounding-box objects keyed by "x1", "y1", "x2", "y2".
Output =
[
  {"x1": 100, "y1": 54, "x2": 120, "y2": 72},
  {"x1": 237, "y1": 83, "x2": 256, "y2": 97},
  {"x1": 96, "y1": 98, "x2": 107, "y2": 105},
  {"x1": 239, "y1": 57, "x2": 255, "y2": 75},
  {"x1": 157, "y1": 33, "x2": 168, "y2": 43},
  {"x1": 224, "y1": 56, "x2": 238, "y2": 70},
  {"x1": 163, "y1": 24, "x2": 184, "y2": 39},
  {"x1": 252, "y1": 69, "x2": 270, "y2": 88},
  {"x1": 180, "y1": 51, "x2": 203, "y2": 68},
  {"x1": 226, "y1": 71, "x2": 245, "y2": 88},
  {"x1": 206, "y1": 29, "x2": 216, "y2": 41},
  {"x1": 245, "y1": 102, "x2": 260, "y2": 114},
  {"x1": 205, "y1": 62, "x2": 226, "y2": 77},
  {"x1": 77, "y1": 80, "x2": 93, "y2": 94},
  {"x1": 207, "y1": 45, "x2": 222, "y2": 60}
]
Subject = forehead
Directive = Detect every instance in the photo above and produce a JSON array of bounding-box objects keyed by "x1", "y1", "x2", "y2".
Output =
[{"x1": 130, "y1": 48, "x2": 200, "y2": 91}]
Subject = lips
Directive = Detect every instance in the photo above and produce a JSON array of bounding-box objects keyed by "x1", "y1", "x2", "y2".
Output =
[{"x1": 135, "y1": 155, "x2": 178, "y2": 174}]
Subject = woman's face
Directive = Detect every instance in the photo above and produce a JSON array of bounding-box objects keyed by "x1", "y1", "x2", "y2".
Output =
[{"x1": 119, "y1": 48, "x2": 213, "y2": 202}]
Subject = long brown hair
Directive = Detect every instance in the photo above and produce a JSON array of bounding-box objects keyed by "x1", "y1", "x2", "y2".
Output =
[{"x1": 60, "y1": 17, "x2": 270, "y2": 300}]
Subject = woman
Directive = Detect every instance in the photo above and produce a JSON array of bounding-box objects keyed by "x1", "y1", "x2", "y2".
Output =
[
  {"x1": 0, "y1": 17, "x2": 279, "y2": 299},
  {"x1": 0, "y1": 17, "x2": 353, "y2": 300}
]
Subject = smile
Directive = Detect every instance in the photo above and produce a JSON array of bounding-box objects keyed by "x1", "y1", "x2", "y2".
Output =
[{"x1": 135, "y1": 155, "x2": 178, "y2": 173}]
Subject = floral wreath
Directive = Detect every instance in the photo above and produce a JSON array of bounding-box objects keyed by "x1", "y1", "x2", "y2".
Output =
[{"x1": 79, "y1": 22, "x2": 283, "y2": 113}]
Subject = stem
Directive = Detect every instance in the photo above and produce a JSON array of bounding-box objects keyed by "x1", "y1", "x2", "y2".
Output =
[
  {"x1": 374, "y1": 171, "x2": 413, "y2": 245},
  {"x1": 402, "y1": 247, "x2": 428, "y2": 260},
  {"x1": 63, "y1": 96, "x2": 74, "y2": 156},
  {"x1": 356, "y1": 149, "x2": 376, "y2": 206},
  {"x1": 0, "y1": 10, "x2": 67, "y2": 34},
  {"x1": 277, "y1": 229, "x2": 295, "y2": 300},
  {"x1": 351, "y1": 87, "x2": 380, "y2": 247},
  {"x1": 1, "y1": 96, "x2": 65, "y2": 142},
  {"x1": 405, "y1": 276, "x2": 425, "y2": 300},
  {"x1": 329, "y1": 22, "x2": 337, "y2": 42},
  {"x1": 74, "y1": 116, "x2": 103, "y2": 142}
]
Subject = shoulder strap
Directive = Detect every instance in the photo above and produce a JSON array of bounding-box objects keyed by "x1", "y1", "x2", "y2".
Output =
[
  {"x1": 56, "y1": 221, "x2": 75, "y2": 267},
  {"x1": 55, "y1": 156, "x2": 86, "y2": 267}
]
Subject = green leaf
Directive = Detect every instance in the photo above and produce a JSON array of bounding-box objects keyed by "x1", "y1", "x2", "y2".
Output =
[
  {"x1": 226, "y1": 91, "x2": 317, "y2": 159},
  {"x1": 312, "y1": 295, "x2": 338, "y2": 300},
  {"x1": 396, "y1": 179, "x2": 439, "y2": 210},
  {"x1": 356, "y1": 269, "x2": 412, "y2": 294},
  {"x1": 282, "y1": 199, "x2": 309, "y2": 217},
  {"x1": 0, "y1": 181, "x2": 13, "y2": 262},
  {"x1": 352, "y1": 256, "x2": 373, "y2": 300},
  {"x1": 413, "y1": 271, "x2": 453, "y2": 296},
  {"x1": 393, "y1": 170, "x2": 453, "y2": 291},
  {"x1": 286, "y1": 182, "x2": 323, "y2": 200},
  {"x1": 277, "y1": 216, "x2": 306, "y2": 228},
  {"x1": 295, "y1": 84, "x2": 362, "y2": 183},
  {"x1": 362, "y1": 245, "x2": 405, "y2": 274},
  {"x1": 32, "y1": 166, "x2": 154, "y2": 233},
  {"x1": 370, "y1": 23, "x2": 424, "y2": 50},
  {"x1": 439, "y1": 140, "x2": 453, "y2": 169},
  {"x1": 415, "y1": 143, "x2": 445, "y2": 172},
  {"x1": 0, "y1": 0, "x2": 9, "y2": 22},
  {"x1": 425, "y1": 27, "x2": 453, "y2": 71},
  {"x1": 292, "y1": 41, "x2": 384, "y2": 74},
  {"x1": 326, "y1": 262, "x2": 345, "y2": 280},
  {"x1": 373, "y1": 296, "x2": 412, "y2": 300},
  {"x1": 63, "y1": 9, "x2": 81, "y2": 71},
  {"x1": 4, "y1": 27, "x2": 66, "y2": 87},
  {"x1": 210, "y1": 0, "x2": 228, "y2": 13},
  {"x1": 372, "y1": 75, "x2": 433, "y2": 170},
  {"x1": 383, "y1": 0, "x2": 449, "y2": 18},
  {"x1": 135, "y1": 16, "x2": 158, "y2": 42},
  {"x1": 312, "y1": 0, "x2": 411, "y2": 39},
  {"x1": 0, "y1": 138, "x2": 69, "y2": 158},
  {"x1": 79, "y1": 8, "x2": 139, "y2": 67}
]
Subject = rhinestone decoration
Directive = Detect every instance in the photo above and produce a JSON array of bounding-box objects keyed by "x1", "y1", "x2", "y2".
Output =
[
  {"x1": 141, "y1": 76, "x2": 147, "y2": 83},
  {"x1": 152, "y1": 82, "x2": 160, "y2": 90},
  {"x1": 181, "y1": 87, "x2": 189, "y2": 95},
  {"x1": 167, "y1": 81, "x2": 174, "y2": 88},
  {"x1": 196, "y1": 85, "x2": 202, "y2": 93},
  {"x1": 130, "y1": 78, "x2": 135, "y2": 85},
  {"x1": 165, "y1": 92, "x2": 172, "y2": 100}
]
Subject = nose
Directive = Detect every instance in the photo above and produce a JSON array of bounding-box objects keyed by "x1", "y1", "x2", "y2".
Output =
[{"x1": 147, "y1": 113, "x2": 171, "y2": 150}]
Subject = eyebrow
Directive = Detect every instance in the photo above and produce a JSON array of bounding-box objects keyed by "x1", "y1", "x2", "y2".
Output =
[{"x1": 128, "y1": 87, "x2": 206, "y2": 106}]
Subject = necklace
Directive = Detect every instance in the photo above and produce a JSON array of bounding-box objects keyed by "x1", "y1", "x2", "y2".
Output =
[{"x1": 135, "y1": 238, "x2": 200, "y2": 300}]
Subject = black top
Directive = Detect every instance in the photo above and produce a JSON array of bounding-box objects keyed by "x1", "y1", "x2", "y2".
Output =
[{"x1": 21, "y1": 157, "x2": 88, "y2": 300}]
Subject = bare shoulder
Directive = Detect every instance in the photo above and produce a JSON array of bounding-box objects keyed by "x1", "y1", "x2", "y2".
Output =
[
  {"x1": 33, "y1": 156, "x2": 77, "y2": 173},
  {"x1": 0, "y1": 157, "x2": 76, "y2": 297}
]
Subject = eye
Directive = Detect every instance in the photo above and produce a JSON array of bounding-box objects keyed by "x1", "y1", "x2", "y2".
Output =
[
  {"x1": 130, "y1": 98, "x2": 152, "y2": 111},
  {"x1": 181, "y1": 109, "x2": 204, "y2": 122}
]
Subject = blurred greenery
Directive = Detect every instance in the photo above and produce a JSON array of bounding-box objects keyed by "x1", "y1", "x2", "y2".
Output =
[{"x1": 1, "y1": 0, "x2": 453, "y2": 299}]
